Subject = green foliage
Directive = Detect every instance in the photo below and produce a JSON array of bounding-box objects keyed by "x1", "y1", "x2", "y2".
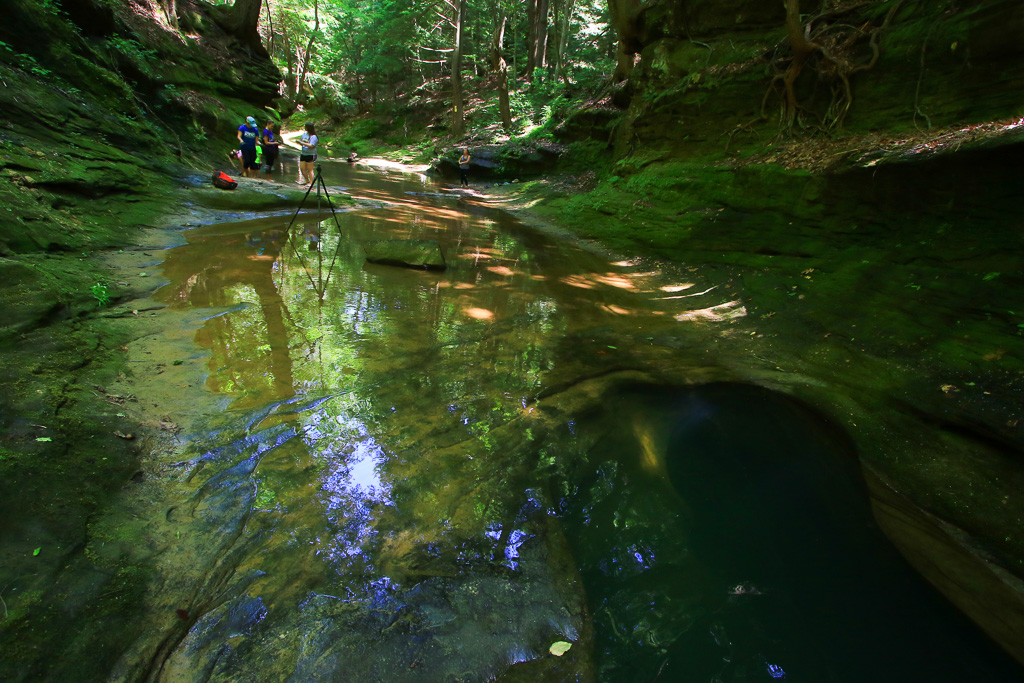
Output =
[
  {"x1": 191, "y1": 121, "x2": 208, "y2": 144},
  {"x1": 508, "y1": 89, "x2": 531, "y2": 123},
  {"x1": 1, "y1": 45, "x2": 53, "y2": 77},
  {"x1": 306, "y1": 72, "x2": 358, "y2": 116},
  {"x1": 263, "y1": 0, "x2": 616, "y2": 143},
  {"x1": 105, "y1": 35, "x2": 157, "y2": 76},
  {"x1": 90, "y1": 282, "x2": 111, "y2": 308}
]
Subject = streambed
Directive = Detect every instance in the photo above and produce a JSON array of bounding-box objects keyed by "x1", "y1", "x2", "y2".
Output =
[{"x1": 6, "y1": 158, "x2": 1022, "y2": 681}]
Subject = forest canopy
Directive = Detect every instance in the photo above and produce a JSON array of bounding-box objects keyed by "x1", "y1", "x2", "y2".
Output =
[{"x1": 249, "y1": 0, "x2": 617, "y2": 136}]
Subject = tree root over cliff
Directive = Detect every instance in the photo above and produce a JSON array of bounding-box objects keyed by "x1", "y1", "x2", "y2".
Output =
[{"x1": 763, "y1": 0, "x2": 904, "y2": 134}]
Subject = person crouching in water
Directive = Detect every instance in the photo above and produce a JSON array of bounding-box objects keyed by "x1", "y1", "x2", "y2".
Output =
[
  {"x1": 261, "y1": 121, "x2": 280, "y2": 179},
  {"x1": 298, "y1": 122, "x2": 318, "y2": 185},
  {"x1": 237, "y1": 116, "x2": 261, "y2": 178}
]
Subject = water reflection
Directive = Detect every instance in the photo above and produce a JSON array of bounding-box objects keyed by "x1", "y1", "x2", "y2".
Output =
[
  {"x1": 145, "y1": 160, "x2": 1024, "y2": 681},
  {"x1": 156, "y1": 164, "x2": 663, "y2": 678}
]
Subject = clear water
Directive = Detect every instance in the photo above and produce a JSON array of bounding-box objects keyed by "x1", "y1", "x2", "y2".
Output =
[
  {"x1": 12, "y1": 156, "x2": 1017, "y2": 681},
  {"x1": 564, "y1": 383, "x2": 1024, "y2": 681}
]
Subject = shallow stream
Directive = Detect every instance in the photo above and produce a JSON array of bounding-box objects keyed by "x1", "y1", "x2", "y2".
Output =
[{"x1": 62, "y1": 159, "x2": 1024, "y2": 680}]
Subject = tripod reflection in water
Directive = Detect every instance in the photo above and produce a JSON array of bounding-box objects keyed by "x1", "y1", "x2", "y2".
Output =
[{"x1": 285, "y1": 164, "x2": 347, "y2": 301}]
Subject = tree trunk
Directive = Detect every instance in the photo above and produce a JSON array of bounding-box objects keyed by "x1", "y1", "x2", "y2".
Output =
[
  {"x1": 472, "y1": 13, "x2": 481, "y2": 78},
  {"x1": 511, "y1": 14, "x2": 517, "y2": 81},
  {"x1": 283, "y1": 32, "x2": 296, "y2": 96},
  {"x1": 607, "y1": 0, "x2": 641, "y2": 81},
  {"x1": 490, "y1": 6, "x2": 506, "y2": 71},
  {"x1": 782, "y1": 0, "x2": 818, "y2": 126},
  {"x1": 297, "y1": 0, "x2": 320, "y2": 101},
  {"x1": 494, "y1": 14, "x2": 512, "y2": 131},
  {"x1": 533, "y1": 0, "x2": 549, "y2": 72},
  {"x1": 263, "y1": 0, "x2": 274, "y2": 58},
  {"x1": 553, "y1": 0, "x2": 576, "y2": 82},
  {"x1": 452, "y1": 0, "x2": 466, "y2": 137},
  {"x1": 525, "y1": 0, "x2": 537, "y2": 74},
  {"x1": 225, "y1": 0, "x2": 268, "y2": 57}
]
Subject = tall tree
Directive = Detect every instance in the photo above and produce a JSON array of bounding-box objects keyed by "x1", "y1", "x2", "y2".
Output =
[
  {"x1": 218, "y1": 0, "x2": 269, "y2": 57},
  {"x1": 534, "y1": 0, "x2": 550, "y2": 72},
  {"x1": 263, "y1": 0, "x2": 275, "y2": 57},
  {"x1": 552, "y1": 0, "x2": 576, "y2": 82},
  {"x1": 607, "y1": 0, "x2": 640, "y2": 81},
  {"x1": 451, "y1": 0, "x2": 466, "y2": 136},
  {"x1": 525, "y1": 0, "x2": 550, "y2": 74},
  {"x1": 491, "y1": 9, "x2": 513, "y2": 131},
  {"x1": 296, "y1": 0, "x2": 321, "y2": 100}
]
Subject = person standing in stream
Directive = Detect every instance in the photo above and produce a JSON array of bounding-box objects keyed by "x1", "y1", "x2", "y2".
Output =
[
  {"x1": 458, "y1": 147, "x2": 470, "y2": 188},
  {"x1": 236, "y1": 116, "x2": 261, "y2": 178},
  {"x1": 261, "y1": 120, "x2": 280, "y2": 179},
  {"x1": 298, "y1": 122, "x2": 318, "y2": 185}
]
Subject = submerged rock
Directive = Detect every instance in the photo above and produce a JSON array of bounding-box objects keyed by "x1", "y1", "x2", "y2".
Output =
[{"x1": 362, "y1": 238, "x2": 447, "y2": 270}]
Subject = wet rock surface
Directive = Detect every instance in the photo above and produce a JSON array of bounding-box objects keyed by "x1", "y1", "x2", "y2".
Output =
[
  {"x1": 431, "y1": 144, "x2": 563, "y2": 183},
  {"x1": 362, "y1": 238, "x2": 447, "y2": 270}
]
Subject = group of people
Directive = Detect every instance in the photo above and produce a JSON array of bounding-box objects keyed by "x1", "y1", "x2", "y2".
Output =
[
  {"x1": 232, "y1": 116, "x2": 280, "y2": 179},
  {"x1": 231, "y1": 116, "x2": 470, "y2": 189},
  {"x1": 230, "y1": 118, "x2": 321, "y2": 185}
]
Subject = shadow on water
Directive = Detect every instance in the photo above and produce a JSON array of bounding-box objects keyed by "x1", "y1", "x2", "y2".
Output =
[{"x1": 565, "y1": 382, "x2": 1023, "y2": 682}]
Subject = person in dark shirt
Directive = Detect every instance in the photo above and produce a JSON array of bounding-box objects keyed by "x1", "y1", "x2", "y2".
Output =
[
  {"x1": 236, "y1": 116, "x2": 260, "y2": 178},
  {"x1": 261, "y1": 121, "x2": 280, "y2": 179},
  {"x1": 458, "y1": 147, "x2": 470, "y2": 187}
]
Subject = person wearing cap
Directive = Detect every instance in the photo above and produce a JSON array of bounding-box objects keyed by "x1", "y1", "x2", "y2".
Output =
[{"x1": 237, "y1": 115, "x2": 261, "y2": 178}]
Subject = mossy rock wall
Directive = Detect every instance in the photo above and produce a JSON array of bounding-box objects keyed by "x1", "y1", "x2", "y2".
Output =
[
  {"x1": 0, "y1": 0, "x2": 286, "y2": 256},
  {"x1": 601, "y1": 0, "x2": 1024, "y2": 156}
]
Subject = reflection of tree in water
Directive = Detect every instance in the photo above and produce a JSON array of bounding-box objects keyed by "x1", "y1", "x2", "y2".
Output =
[
  {"x1": 149, "y1": 181, "x2": 659, "y2": 679},
  {"x1": 162, "y1": 222, "x2": 309, "y2": 404},
  {"x1": 163, "y1": 200, "x2": 579, "y2": 564}
]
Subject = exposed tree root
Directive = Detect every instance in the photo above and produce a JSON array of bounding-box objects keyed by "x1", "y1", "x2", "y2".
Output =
[
  {"x1": 721, "y1": 119, "x2": 763, "y2": 152},
  {"x1": 763, "y1": 0, "x2": 904, "y2": 134}
]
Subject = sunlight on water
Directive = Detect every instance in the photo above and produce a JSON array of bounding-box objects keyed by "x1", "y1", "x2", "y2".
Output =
[{"x1": 134, "y1": 160, "x2": 1024, "y2": 681}]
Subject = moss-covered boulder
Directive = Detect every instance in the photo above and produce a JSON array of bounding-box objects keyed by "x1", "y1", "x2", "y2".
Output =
[
  {"x1": 432, "y1": 143, "x2": 563, "y2": 182},
  {"x1": 362, "y1": 238, "x2": 447, "y2": 270}
]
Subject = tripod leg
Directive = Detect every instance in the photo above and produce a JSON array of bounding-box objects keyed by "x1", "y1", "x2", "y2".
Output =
[
  {"x1": 315, "y1": 173, "x2": 345, "y2": 236},
  {"x1": 283, "y1": 171, "x2": 320, "y2": 235}
]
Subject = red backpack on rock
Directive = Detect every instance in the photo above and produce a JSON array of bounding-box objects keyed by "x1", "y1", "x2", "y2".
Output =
[{"x1": 212, "y1": 171, "x2": 238, "y2": 190}]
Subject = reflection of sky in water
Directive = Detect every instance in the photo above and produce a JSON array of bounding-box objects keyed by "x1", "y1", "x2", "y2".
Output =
[
  {"x1": 485, "y1": 525, "x2": 531, "y2": 571},
  {"x1": 304, "y1": 412, "x2": 393, "y2": 567}
]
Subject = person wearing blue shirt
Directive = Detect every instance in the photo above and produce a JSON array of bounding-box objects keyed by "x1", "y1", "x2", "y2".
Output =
[
  {"x1": 236, "y1": 115, "x2": 260, "y2": 178},
  {"x1": 261, "y1": 120, "x2": 280, "y2": 179}
]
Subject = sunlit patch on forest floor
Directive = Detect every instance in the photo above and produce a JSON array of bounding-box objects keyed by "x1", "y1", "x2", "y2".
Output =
[{"x1": 745, "y1": 115, "x2": 1024, "y2": 173}]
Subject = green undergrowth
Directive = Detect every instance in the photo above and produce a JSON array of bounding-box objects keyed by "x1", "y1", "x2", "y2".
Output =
[
  {"x1": 531, "y1": 156, "x2": 821, "y2": 256},
  {"x1": 289, "y1": 107, "x2": 439, "y2": 163}
]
